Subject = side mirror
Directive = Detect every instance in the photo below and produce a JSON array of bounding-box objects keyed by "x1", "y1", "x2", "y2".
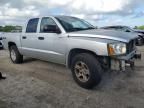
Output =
[
  {"x1": 0, "y1": 37, "x2": 2, "y2": 40},
  {"x1": 43, "y1": 25, "x2": 61, "y2": 34}
]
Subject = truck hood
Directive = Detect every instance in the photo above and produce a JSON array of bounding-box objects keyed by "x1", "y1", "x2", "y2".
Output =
[{"x1": 68, "y1": 29, "x2": 138, "y2": 43}]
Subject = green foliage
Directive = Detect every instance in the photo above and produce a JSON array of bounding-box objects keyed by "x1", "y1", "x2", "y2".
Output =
[
  {"x1": 3, "y1": 26, "x2": 16, "y2": 32},
  {"x1": 0, "y1": 25, "x2": 22, "y2": 32},
  {"x1": 137, "y1": 26, "x2": 144, "y2": 30}
]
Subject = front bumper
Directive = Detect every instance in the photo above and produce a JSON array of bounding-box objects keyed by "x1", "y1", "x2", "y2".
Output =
[
  {"x1": 117, "y1": 50, "x2": 136, "y2": 60},
  {"x1": 110, "y1": 50, "x2": 141, "y2": 71}
]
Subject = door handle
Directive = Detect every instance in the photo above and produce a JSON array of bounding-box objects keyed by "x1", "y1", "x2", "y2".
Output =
[
  {"x1": 38, "y1": 37, "x2": 44, "y2": 40},
  {"x1": 22, "y1": 36, "x2": 27, "y2": 39}
]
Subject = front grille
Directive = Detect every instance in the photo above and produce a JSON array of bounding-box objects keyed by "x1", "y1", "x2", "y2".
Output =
[{"x1": 127, "y1": 40, "x2": 135, "y2": 54}]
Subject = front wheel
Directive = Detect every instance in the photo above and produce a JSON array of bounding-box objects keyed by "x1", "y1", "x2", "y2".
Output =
[
  {"x1": 71, "y1": 53, "x2": 102, "y2": 89},
  {"x1": 9, "y1": 45, "x2": 23, "y2": 64}
]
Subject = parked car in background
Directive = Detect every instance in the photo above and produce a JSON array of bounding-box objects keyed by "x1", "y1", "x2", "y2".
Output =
[
  {"x1": 100, "y1": 26, "x2": 144, "y2": 46},
  {"x1": 134, "y1": 29, "x2": 144, "y2": 35},
  {"x1": 2, "y1": 16, "x2": 140, "y2": 89}
]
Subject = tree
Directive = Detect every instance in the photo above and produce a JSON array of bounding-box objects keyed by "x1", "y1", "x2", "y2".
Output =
[
  {"x1": 137, "y1": 26, "x2": 144, "y2": 30},
  {"x1": 2, "y1": 26, "x2": 16, "y2": 32},
  {"x1": 134, "y1": 26, "x2": 138, "y2": 29},
  {"x1": 0, "y1": 26, "x2": 3, "y2": 32}
]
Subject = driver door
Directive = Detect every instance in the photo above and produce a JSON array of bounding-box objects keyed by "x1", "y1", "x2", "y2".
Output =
[{"x1": 36, "y1": 17, "x2": 66, "y2": 64}]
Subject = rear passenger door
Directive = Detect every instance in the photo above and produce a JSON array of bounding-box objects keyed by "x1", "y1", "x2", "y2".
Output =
[{"x1": 21, "y1": 18, "x2": 40, "y2": 57}]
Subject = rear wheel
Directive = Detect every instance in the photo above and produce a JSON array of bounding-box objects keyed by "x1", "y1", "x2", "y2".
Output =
[
  {"x1": 71, "y1": 53, "x2": 102, "y2": 89},
  {"x1": 9, "y1": 45, "x2": 23, "y2": 64}
]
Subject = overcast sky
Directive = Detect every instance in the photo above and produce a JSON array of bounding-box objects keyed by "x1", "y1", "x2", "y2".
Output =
[{"x1": 0, "y1": 0, "x2": 144, "y2": 27}]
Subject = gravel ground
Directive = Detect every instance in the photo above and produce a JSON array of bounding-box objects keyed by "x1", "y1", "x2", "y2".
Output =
[{"x1": 0, "y1": 47, "x2": 144, "y2": 108}]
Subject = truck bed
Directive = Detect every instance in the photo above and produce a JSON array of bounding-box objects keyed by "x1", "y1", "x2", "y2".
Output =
[{"x1": 2, "y1": 33, "x2": 21, "y2": 50}]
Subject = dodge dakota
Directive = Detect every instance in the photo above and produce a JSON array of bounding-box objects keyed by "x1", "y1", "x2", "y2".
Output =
[{"x1": 2, "y1": 16, "x2": 140, "y2": 89}]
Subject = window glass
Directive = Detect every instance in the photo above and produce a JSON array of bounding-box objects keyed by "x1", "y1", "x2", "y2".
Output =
[
  {"x1": 40, "y1": 17, "x2": 57, "y2": 33},
  {"x1": 55, "y1": 16, "x2": 95, "y2": 32},
  {"x1": 26, "y1": 18, "x2": 39, "y2": 33}
]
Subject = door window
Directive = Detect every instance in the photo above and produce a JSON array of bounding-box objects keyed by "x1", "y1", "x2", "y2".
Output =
[
  {"x1": 26, "y1": 18, "x2": 39, "y2": 33},
  {"x1": 40, "y1": 17, "x2": 58, "y2": 33}
]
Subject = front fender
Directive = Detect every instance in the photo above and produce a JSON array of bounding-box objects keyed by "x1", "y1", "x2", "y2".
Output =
[{"x1": 65, "y1": 38, "x2": 109, "y2": 67}]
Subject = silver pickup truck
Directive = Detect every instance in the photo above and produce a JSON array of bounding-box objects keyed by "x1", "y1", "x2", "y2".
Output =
[{"x1": 2, "y1": 16, "x2": 140, "y2": 89}]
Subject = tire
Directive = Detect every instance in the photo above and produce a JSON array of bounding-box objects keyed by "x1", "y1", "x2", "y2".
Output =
[
  {"x1": 9, "y1": 45, "x2": 23, "y2": 64},
  {"x1": 71, "y1": 53, "x2": 102, "y2": 89}
]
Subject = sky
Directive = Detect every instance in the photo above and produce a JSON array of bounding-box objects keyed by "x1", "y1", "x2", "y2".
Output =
[{"x1": 0, "y1": 0, "x2": 144, "y2": 27}]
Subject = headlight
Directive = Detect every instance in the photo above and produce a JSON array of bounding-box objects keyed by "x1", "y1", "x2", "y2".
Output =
[{"x1": 108, "y1": 43, "x2": 126, "y2": 56}]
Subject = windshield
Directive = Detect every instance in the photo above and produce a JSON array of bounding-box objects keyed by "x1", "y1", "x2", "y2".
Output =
[{"x1": 55, "y1": 16, "x2": 95, "y2": 32}]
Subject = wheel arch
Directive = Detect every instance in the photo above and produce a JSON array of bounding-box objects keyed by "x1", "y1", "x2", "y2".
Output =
[
  {"x1": 67, "y1": 48, "x2": 98, "y2": 68},
  {"x1": 8, "y1": 42, "x2": 17, "y2": 50}
]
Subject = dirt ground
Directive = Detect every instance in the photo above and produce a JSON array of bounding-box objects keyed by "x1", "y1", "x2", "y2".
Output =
[{"x1": 0, "y1": 47, "x2": 144, "y2": 108}]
